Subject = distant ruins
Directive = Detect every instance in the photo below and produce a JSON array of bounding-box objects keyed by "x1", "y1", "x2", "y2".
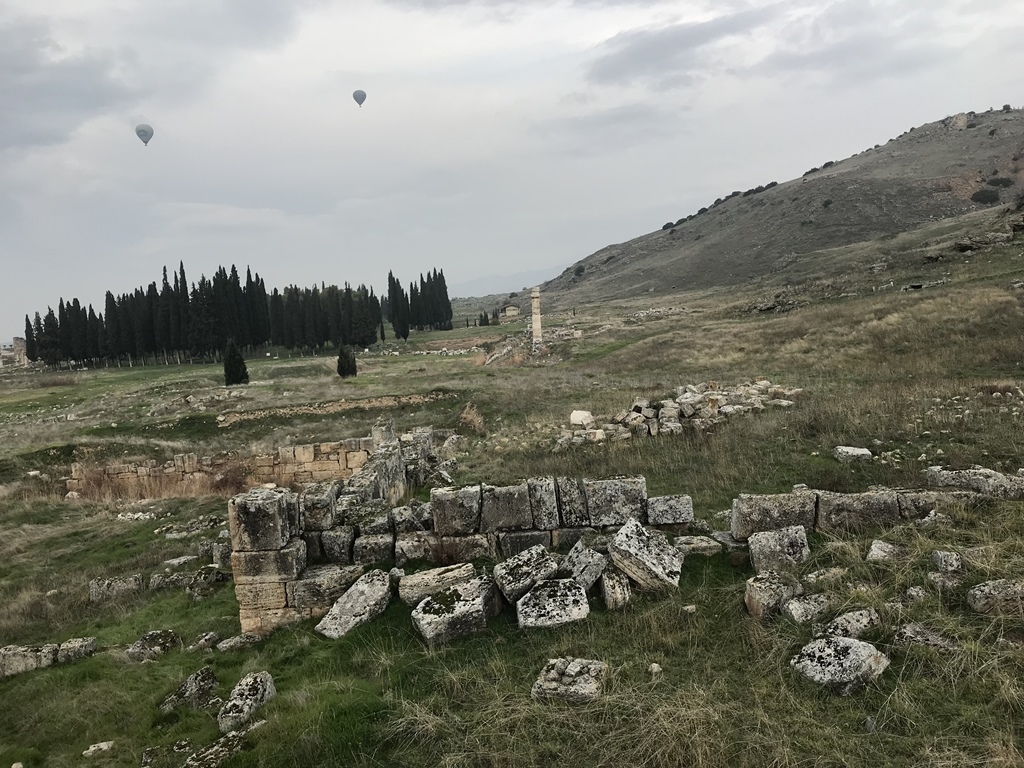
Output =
[
  {"x1": 0, "y1": 337, "x2": 28, "y2": 368},
  {"x1": 531, "y1": 287, "x2": 542, "y2": 345}
]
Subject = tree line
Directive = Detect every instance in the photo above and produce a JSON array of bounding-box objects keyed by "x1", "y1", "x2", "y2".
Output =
[{"x1": 22, "y1": 262, "x2": 453, "y2": 369}]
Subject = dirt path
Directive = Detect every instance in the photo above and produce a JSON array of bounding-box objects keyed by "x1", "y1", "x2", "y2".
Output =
[{"x1": 217, "y1": 390, "x2": 458, "y2": 427}]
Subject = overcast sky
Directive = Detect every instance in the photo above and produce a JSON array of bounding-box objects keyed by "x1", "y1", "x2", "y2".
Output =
[{"x1": 3, "y1": 0, "x2": 1023, "y2": 339}]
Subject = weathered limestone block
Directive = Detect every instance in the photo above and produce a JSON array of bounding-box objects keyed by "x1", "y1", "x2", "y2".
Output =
[
  {"x1": 184, "y1": 720, "x2": 266, "y2": 767},
  {"x1": 493, "y1": 544, "x2": 559, "y2": 603},
  {"x1": 556, "y1": 477, "x2": 589, "y2": 527},
  {"x1": 217, "y1": 671, "x2": 276, "y2": 734},
  {"x1": 0, "y1": 644, "x2": 59, "y2": 677},
  {"x1": 583, "y1": 477, "x2": 647, "y2": 526},
  {"x1": 395, "y1": 532, "x2": 440, "y2": 566},
  {"x1": 411, "y1": 575, "x2": 500, "y2": 647},
  {"x1": 600, "y1": 569, "x2": 633, "y2": 610},
  {"x1": 931, "y1": 550, "x2": 963, "y2": 573},
  {"x1": 228, "y1": 488, "x2": 294, "y2": 552},
  {"x1": 300, "y1": 481, "x2": 341, "y2": 531},
  {"x1": 674, "y1": 536, "x2": 723, "y2": 557},
  {"x1": 745, "y1": 571, "x2": 804, "y2": 621},
  {"x1": 497, "y1": 530, "x2": 552, "y2": 557},
  {"x1": 531, "y1": 658, "x2": 608, "y2": 703},
  {"x1": 234, "y1": 582, "x2": 288, "y2": 611},
  {"x1": 187, "y1": 565, "x2": 232, "y2": 603},
  {"x1": 781, "y1": 595, "x2": 831, "y2": 624},
  {"x1": 558, "y1": 540, "x2": 608, "y2": 591},
  {"x1": 160, "y1": 667, "x2": 221, "y2": 713},
  {"x1": 391, "y1": 504, "x2": 433, "y2": 534},
  {"x1": 608, "y1": 519, "x2": 681, "y2": 592},
  {"x1": 570, "y1": 410, "x2": 596, "y2": 428},
  {"x1": 790, "y1": 637, "x2": 889, "y2": 695},
  {"x1": 286, "y1": 565, "x2": 364, "y2": 616},
  {"x1": 57, "y1": 637, "x2": 97, "y2": 665},
  {"x1": 315, "y1": 569, "x2": 392, "y2": 639},
  {"x1": 430, "y1": 485, "x2": 482, "y2": 536},
  {"x1": 211, "y1": 543, "x2": 233, "y2": 571},
  {"x1": 966, "y1": 579, "x2": 1024, "y2": 616},
  {"x1": 748, "y1": 525, "x2": 810, "y2": 574},
  {"x1": 321, "y1": 526, "x2": 355, "y2": 565},
  {"x1": 231, "y1": 538, "x2": 306, "y2": 584},
  {"x1": 647, "y1": 495, "x2": 694, "y2": 526},
  {"x1": 301, "y1": 532, "x2": 324, "y2": 564},
  {"x1": 480, "y1": 483, "x2": 533, "y2": 532},
  {"x1": 818, "y1": 608, "x2": 880, "y2": 639},
  {"x1": 239, "y1": 607, "x2": 311, "y2": 636},
  {"x1": 926, "y1": 465, "x2": 1024, "y2": 499},
  {"x1": 437, "y1": 534, "x2": 494, "y2": 562},
  {"x1": 126, "y1": 630, "x2": 182, "y2": 662},
  {"x1": 528, "y1": 477, "x2": 559, "y2": 530},
  {"x1": 803, "y1": 567, "x2": 848, "y2": 585},
  {"x1": 399, "y1": 563, "x2": 476, "y2": 607},
  {"x1": 83, "y1": 741, "x2": 115, "y2": 757},
  {"x1": 517, "y1": 580, "x2": 590, "y2": 629},
  {"x1": 866, "y1": 539, "x2": 905, "y2": 562},
  {"x1": 834, "y1": 446, "x2": 872, "y2": 463},
  {"x1": 817, "y1": 491, "x2": 899, "y2": 534},
  {"x1": 150, "y1": 572, "x2": 194, "y2": 591},
  {"x1": 344, "y1": 498, "x2": 392, "y2": 535},
  {"x1": 894, "y1": 623, "x2": 958, "y2": 651},
  {"x1": 731, "y1": 492, "x2": 816, "y2": 541},
  {"x1": 89, "y1": 574, "x2": 144, "y2": 603},
  {"x1": 550, "y1": 527, "x2": 596, "y2": 551},
  {"x1": 898, "y1": 490, "x2": 980, "y2": 519},
  {"x1": 215, "y1": 634, "x2": 261, "y2": 653},
  {"x1": 352, "y1": 534, "x2": 394, "y2": 566}
]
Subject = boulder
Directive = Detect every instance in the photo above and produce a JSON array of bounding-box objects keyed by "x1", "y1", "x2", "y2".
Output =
[
  {"x1": 410, "y1": 575, "x2": 500, "y2": 647},
  {"x1": 300, "y1": 481, "x2": 341, "y2": 531},
  {"x1": 394, "y1": 532, "x2": 440, "y2": 566},
  {"x1": 497, "y1": 530, "x2": 552, "y2": 557},
  {"x1": 492, "y1": 544, "x2": 559, "y2": 603},
  {"x1": 391, "y1": 504, "x2": 433, "y2": 534},
  {"x1": 791, "y1": 637, "x2": 889, "y2": 695},
  {"x1": 931, "y1": 551, "x2": 963, "y2": 573},
  {"x1": 160, "y1": 667, "x2": 221, "y2": 713},
  {"x1": 817, "y1": 491, "x2": 900, "y2": 533},
  {"x1": 227, "y1": 488, "x2": 296, "y2": 552},
  {"x1": 818, "y1": 608, "x2": 880, "y2": 639},
  {"x1": 782, "y1": 595, "x2": 831, "y2": 624},
  {"x1": 0, "y1": 644, "x2": 58, "y2": 678},
  {"x1": 321, "y1": 526, "x2": 356, "y2": 565},
  {"x1": 287, "y1": 565, "x2": 365, "y2": 616},
  {"x1": 608, "y1": 519, "x2": 681, "y2": 592},
  {"x1": 187, "y1": 632, "x2": 220, "y2": 652},
  {"x1": 834, "y1": 446, "x2": 872, "y2": 462},
  {"x1": 57, "y1": 637, "x2": 97, "y2": 665},
  {"x1": 183, "y1": 720, "x2": 265, "y2": 767},
  {"x1": 217, "y1": 671, "x2": 276, "y2": 734},
  {"x1": 481, "y1": 483, "x2": 533, "y2": 535},
  {"x1": 230, "y1": 538, "x2": 306, "y2": 584},
  {"x1": 399, "y1": 563, "x2": 477, "y2": 606},
  {"x1": 898, "y1": 490, "x2": 980, "y2": 519},
  {"x1": 430, "y1": 485, "x2": 482, "y2": 536},
  {"x1": 674, "y1": 536, "x2": 723, "y2": 557},
  {"x1": 83, "y1": 742, "x2": 115, "y2": 758},
  {"x1": 126, "y1": 630, "x2": 182, "y2": 662},
  {"x1": 345, "y1": 498, "x2": 392, "y2": 535},
  {"x1": 352, "y1": 534, "x2": 394, "y2": 566},
  {"x1": 865, "y1": 540, "x2": 905, "y2": 562},
  {"x1": 582, "y1": 477, "x2": 647, "y2": 526},
  {"x1": 744, "y1": 571, "x2": 804, "y2": 621},
  {"x1": 926, "y1": 466, "x2": 1024, "y2": 499},
  {"x1": 558, "y1": 540, "x2": 608, "y2": 591},
  {"x1": 215, "y1": 634, "x2": 261, "y2": 653},
  {"x1": 531, "y1": 658, "x2": 608, "y2": 703},
  {"x1": 646, "y1": 495, "x2": 694, "y2": 525},
  {"x1": 517, "y1": 580, "x2": 590, "y2": 629},
  {"x1": 599, "y1": 568, "x2": 632, "y2": 610},
  {"x1": 89, "y1": 574, "x2": 144, "y2": 603},
  {"x1": 966, "y1": 579, "x2": 1024, "y2": 617},
  {"x1": 528, "y1": 477, "x2": 560, "y2": 530},
  {"x1": 570, "y1": 410, "x2": 596, "y2": 429},
  {"x1": 747, "y1": 525, "x2": 810, "y2": 574},
  {"x1": 730, "y1": 493, "x2": 816, "y2": 541},
  {"x1": 437, "y1": 534, "x2": 494, "y2": 562},
  {"x1": 556, "y1": 477, "x2": 589, "y2": 527},
  {"x1": 187, "y1": 565, "x2": 232, "y2": 602},
  {"x1": 315, "y1": 569, "x2": 392, "y2": 639}
]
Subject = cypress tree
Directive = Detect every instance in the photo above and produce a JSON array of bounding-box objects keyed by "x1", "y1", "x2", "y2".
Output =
[
  {"x1": 336, "y1": 345, "x2": 357, "y2": 378},
  {"x1": 24, "y1": 315, "x2": 37, "y2": 361},
  {"x1": 223, "y1": 338, "x2": 249, "y2": 385}
]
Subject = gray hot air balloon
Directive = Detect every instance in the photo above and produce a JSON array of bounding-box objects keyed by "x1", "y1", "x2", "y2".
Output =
[
  {"x1": 135, "y1": 124, "x2": 154, "y2": 146},
  {"x1": 353, "y1": 90, "x2": 366, "y2": 107}
]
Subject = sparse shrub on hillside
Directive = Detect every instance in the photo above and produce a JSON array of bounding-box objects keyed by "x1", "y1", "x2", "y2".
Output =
[
  {"x1": 971, "y1": 188, "x2": 1001, "y2": 205},
  {"x1": 987, "y1": 177, "x2": 1015, "y2": 188},
  {"x1": 223, "y1": 339, "x2": 248, "y2": 386},
  {"x1": 662, "y1": 222, "x2": 674, "y2": 230},
  {"x1": 822, "y1": 161, "x2": 835, "y2": 169},
  {"x1": 803, "y1": 167, "x2": 820, "y2": 177},
  {"x1": 822, "y1": 199, "x2": 833, "y2": 209},
  {"x1": 574, "y1": 265, "x2": 585, "y2": 276},
  {"x1": 967, "y1": 121, "x2": 978, "y2": 129},
  {"x1": 697, "y1": 207, "x2": 708, "y2": 215},
  {"x1": 336, "y1": 345, "x2": 357, "y2": 378},
  {"x1": 765, "y1": 181, "x2": 778, "y2": 189},
  {"x1": 1004, "y1": 104, "x2": 1013, "y2": 113}
]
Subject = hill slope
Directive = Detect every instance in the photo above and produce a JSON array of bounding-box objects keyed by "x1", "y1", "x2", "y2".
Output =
[{"x1": 544, "y1": 108, "x2": 1024, "y2": 301}]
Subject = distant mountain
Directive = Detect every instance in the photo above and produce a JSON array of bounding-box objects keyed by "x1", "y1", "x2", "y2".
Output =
[
  {"x1": 449, "y1": 267, "x2": 564, "y2": 299},
  {"x1": 543, "y1": 108, "x2": 1024, "y2": 301}
]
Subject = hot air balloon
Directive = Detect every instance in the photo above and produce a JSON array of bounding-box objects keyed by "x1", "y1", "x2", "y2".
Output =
[
  {"x1": 353, "y1": 90, "x2": 366, "y2": 108},
  {"x1": 135, "y1": 124, "x2": 154, "y2": 146}
]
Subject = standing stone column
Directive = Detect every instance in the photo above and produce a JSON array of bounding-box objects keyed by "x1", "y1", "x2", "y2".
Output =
[{"x1": 531, "y1": 287, "x2": 542, "y2": 346}]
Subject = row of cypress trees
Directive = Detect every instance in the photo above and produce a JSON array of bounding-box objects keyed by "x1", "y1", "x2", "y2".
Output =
[{"x1": 22, "y1": 262, "x2": 453, "y2": 369}]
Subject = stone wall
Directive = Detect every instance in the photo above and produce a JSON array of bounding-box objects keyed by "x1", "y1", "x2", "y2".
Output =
[
  {"x1": 67, "y1": 453, "x2": 239, "y2": 494},
  {"x1": 249, "y1": 439, "x2": 374, "y2": 485}
]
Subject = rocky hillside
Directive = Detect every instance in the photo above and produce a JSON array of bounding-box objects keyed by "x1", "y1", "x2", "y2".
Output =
[{"x1": 545, "y1": 108, "x2": 1024, "y2": 301}]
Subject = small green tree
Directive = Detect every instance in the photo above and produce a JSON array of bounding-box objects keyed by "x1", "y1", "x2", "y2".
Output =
[
  {"x1": 223, "y1": 339, "x2": 249, "y2": 385},
  {"x1": 337, "y1": 345, "x2": 357, "y2": 378}
]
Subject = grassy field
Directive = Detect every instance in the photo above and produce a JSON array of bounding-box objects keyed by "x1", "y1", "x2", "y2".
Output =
[{"x1": 1, "y1": 209, "x2": 1024, "y2": 766}]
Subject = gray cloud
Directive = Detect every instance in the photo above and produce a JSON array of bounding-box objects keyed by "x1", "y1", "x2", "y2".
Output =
[
  {"x1": 0, "y1": 18, "x2": 136, "y2": 151},
  {"x1": 587, "y1": 6, "x2": 782, "y2": 89},
  {"x1": 532, "y1": 102, "x2": 689, "y2": 155}
]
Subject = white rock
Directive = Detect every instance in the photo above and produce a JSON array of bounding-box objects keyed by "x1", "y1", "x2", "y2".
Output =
[
  {"x1": 803, "y1": 567, "x2": 848, "y2": 585},
  {"x1": 569, "y1": 410, "x2": 596, "y2": 429},
  {"x1": 894, "y1": 623, "x2": 958, "y2": 651},
  {"x1": 558, "y1": 540, "x2": 608, "y2": 591},
  {"x1": 83, "y1": 741, "x2": 114, "y2": 758},
  {"x1": 834, "y1": 446, "x2": 873, "y2": 462},
  {"x1": 646, "y1": 495, "x2": 694, "y2": 525},
  {"x1": 931, "y1": 550, "x2": 963, "y2": 573},
  {"x1": 818, "y1": 608, "x2": 880, "y2": 639},
  {"x1": 531, "y1": 658, "x2": 608, "y2": 703},
  {"x1": 966, "y1": 579, "x2": 1024, "y2": 616},
  {"x1": 411, "y1": 575, "x2": 500, "y2": 647},
  {"x1": 398, "y1": 563, "x2": 476, "y2": 607},
  {"x1": 674, "y1": 536, "x2": 722, "y2": 557},
  {"x1": 517, "y1": 579, "x2": 590, "y2": 629},
  {"x1": 730, "y1": 492, "x2": 816, "y2": 541},
  {"x1": 744, "y1": 571, "x2": 804, "y2": 621},
  {"x1": 747, "y1": 525, "x2": 810, "y2": 574},
  {"x1": 608, "y1": 519, "x2": 681, "y2": 591},
  {"x1": 790, "y1": 637, "x2": 889, "y2": 695},
  {"x1": 217, "y1": 671, "x2": 276, "y2": 734},
  {"x1": 493, "y1": 544, "x2": 559, "y2": 603},
  {"x1": 600, "y1": 569, "x2": 632, "y2": 610},
  {"x1": 315, "y1": 569, "x2": 391, "y2": 639},
  {"x1": 782, "y1": 594, "x2": 831, "y2": 624},
  {"x1": 865, "y1": 540, "x2": 904, "y2": 562}
]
